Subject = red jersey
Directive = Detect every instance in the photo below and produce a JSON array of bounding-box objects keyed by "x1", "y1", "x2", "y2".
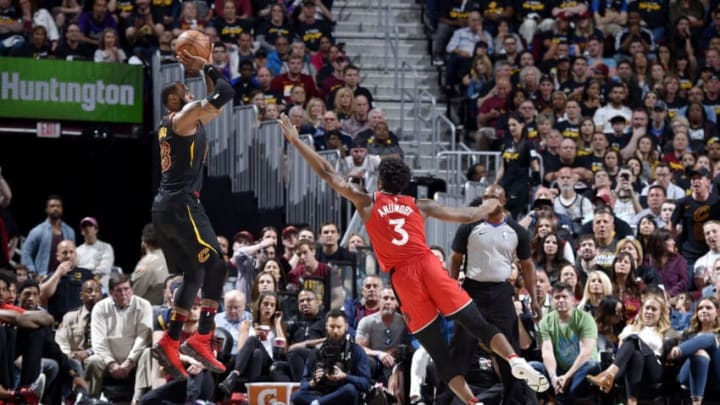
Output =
[
  {"x1": 365, "y1": 192, "x2": 432, "y2": 271},
  {"x1": 0, "y1": 303, "x2": 24, "y2": 314}
]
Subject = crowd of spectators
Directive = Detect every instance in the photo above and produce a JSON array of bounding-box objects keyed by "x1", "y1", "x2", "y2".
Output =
[
  {"x1": 9, "y1": 0, "x2": 720, "y2": 403},
  {"x1": 0, "y1": 0, "x2": 405, "y2": 165},
  {"x1": 420, "y1": 0, "x2": 720, "y2": 403}
]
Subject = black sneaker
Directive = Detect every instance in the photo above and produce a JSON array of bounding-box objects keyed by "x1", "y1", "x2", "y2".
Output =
[{"x1": 219, "y1": 372, "x2": 239, "y2": 396}]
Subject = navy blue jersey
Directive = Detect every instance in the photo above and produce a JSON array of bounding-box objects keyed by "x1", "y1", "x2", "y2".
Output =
[{"x1": 156, "y1": 114, "x2": 207, "y2": 199}]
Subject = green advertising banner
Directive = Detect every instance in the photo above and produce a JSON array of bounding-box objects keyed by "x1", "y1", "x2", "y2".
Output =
[{"x1": 0, "y1": 59, "x2": 143, "y2": 123}]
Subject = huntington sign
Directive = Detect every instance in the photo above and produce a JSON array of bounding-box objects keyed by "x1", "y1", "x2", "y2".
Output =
[{"x1": 0, "y1": 59, "x2": 143, "y2": 123}]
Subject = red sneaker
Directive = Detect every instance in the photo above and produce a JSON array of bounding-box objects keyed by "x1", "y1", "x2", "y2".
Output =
[
  {"x1": 152, "y1": 332, "x2": 189, "y2": 380},
  {"x1": 15, "y1": 373, "x2": 45, "y2": 405},
  {"x1": 180, "y1": 331, "x2": 227, "y2": 373}
]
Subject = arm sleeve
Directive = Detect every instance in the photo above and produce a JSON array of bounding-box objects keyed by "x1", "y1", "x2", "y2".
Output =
[
  {"x1": 508, "y1": 219, "x2": 532, "y2": 260},
  {"x1": 356, "y1": 316, "x2": 371, "y2": 343},
  {"x1": 204, "y1": 66, "x2": 234, "y2": 109},
  {"x1": 450, "y1": 223, "x2": 473, "y2": 254}
]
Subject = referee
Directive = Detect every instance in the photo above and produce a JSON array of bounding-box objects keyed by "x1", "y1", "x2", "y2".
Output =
[{"x1": 449, "y1": 184, "x2": 541, "y2": 402}]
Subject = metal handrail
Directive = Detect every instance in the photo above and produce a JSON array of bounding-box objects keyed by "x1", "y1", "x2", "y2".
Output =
[
  {"x1": 434, "y1": 150, "x2": 502, "y2": 186},
  {"x1": 436, "y1": 113, "x2": 456, "y2": 155}
]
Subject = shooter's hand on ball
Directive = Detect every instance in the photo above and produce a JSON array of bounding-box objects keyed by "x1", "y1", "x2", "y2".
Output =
[{"x1": 177, "y1": 44, "x2": 213, "y2": 71}]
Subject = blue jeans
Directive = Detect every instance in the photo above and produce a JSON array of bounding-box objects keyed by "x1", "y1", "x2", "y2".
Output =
[
  {"x1": 291, "y1": 382, "x2": 360, "y2": 405},
  {"x1": 677, "y1": 333, "x2": 720, "y2": 397},
  {"x1": 530, "y1": 360, "x2": 600, "y2": 404}
]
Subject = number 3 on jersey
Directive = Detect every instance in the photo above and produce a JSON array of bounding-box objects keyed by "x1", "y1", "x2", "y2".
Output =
[{"x1": 389, "y1": 218, "x2": 409, "y2": 246}]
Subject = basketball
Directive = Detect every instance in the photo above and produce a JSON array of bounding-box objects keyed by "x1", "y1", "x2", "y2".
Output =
[{"x1": 176, "y1": 30, "x2": 211, "y2": 60}]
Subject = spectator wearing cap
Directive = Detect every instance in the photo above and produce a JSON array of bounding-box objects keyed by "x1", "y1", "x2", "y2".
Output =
[
  {"x1": 76, "y1": 217, "x2": 115, "y2": 293},
  {"x1": 648, "y1": 100, "x2": 672, "y2": 144},
  {"x1": 232, "y1": 231, "x2": 275, "y2": 305},
  {"x1": 519, "y1": 194, "x2": 574, "y2": 238},
  {"x1": 444, "y1": 10, "x2": 493, "y2": 92},
  {"x1": 342, "y1": 138, "x2": 381, "y2": 183},
  {"x1": 702, "y1": 70, "x2": 720, "y2": 111},
  {"x1": 293, "y1": 0, "x2": 333, "y2": 53},
  {"x1": 672, "y1": 167, "x2": 720, "y2": 290},
  {"x1": 319, "y1": 52, "x2": 349, "y2": 100},
  {"x1": 130, "y1": 224, "x2": 168, "y2": 306},
  {"x1": 281, "y1": 226, "x2": 300, "y2": 270}
]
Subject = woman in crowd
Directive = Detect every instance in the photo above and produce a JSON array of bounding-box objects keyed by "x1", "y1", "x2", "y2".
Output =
[
  {"x1": 670, "y1": 296, "x2": 720, "y2": 405},
  {"x1": 577, "y1": 117, "x2": 596, "y2": 155},
  {"x1": 595, "y1": 295, "x2": 626, "y2": 354},
  {"x1": 636, "y1": 215, "x2": 658, "y2": 257},
  {"x1": 94, "y1": 28, "x2": 126, "y2": 63},
  {"x1": 634, "y1": 135, "x2": 660, "y2": 182},
  {"x1": 333, "y1": 87, "x2": 355, "y2": 121},
  {"x1": 494, "y1": 112, "x2": 540, "y2": 218},
  {"x1": 345, "y1": 233, "x2": 367, "y2": 253},
  {"x1": 559, "y1": 262, "x2": 583, "y2": 301},
  {"x1": 645, "y1": 229, "x2": 688, "y2": 298},
  {"x1": 219, "y1": 291, "x2": 287, "y2": 396},
  {"x1": 616, "y1": 237, "x2": 660, "y2": 287},
  {"x1": 532, "y1": 233, "x2": 566, "y2": 283},
  {"x1": 625, "y1": 157, "x2": 649, "y2": 193},
  {"x1": 250, "y1": 270, "x2": 278, "y2": 304},
  {"x1": 534, "y1": 74, "x2": 555, "y2": 114},
  {"x1": 578, "y1": 270, "x2": 614, "y2": 316},
  {"x1": 259, "y1": 258, "x2": 287, "y2": 292},
  {"x1": 587, "y1": 291, "x2": 677, "y2": 405},
  {"x1": 609, "y1": 252, "x2": 643, "y2": 321},
  {"x1": 580, "y1": 81, "x2": 602, "y2": 118},
  {"x1": 660, "y1": 75, "x2": 687, "y2": 115},
  {"x1": 603, "y1": 149, "x2": 622, "y2": 183},
  {"x1": 632, "y1": 52, "x2": 651, "y2": 99},
  {"x1": 686, "y1": 103, "x2": 717, "y2": 152},
  {"x1": 304, "y1": 97, "x2": 326, "y2": 129}
]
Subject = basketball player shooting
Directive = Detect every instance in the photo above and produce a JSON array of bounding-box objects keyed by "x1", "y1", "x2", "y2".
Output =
[
  {"x1": 277, "y1": 115, "x2": 548, "y2": 404},
  {"x1": 150, "y1": 45, "x2": 234, "y2": 380}
]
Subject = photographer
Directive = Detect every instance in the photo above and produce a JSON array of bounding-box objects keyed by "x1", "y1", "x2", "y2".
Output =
[
  {"x1": 292, "y1": 309, "x2": 371, "y2": 405},
  {"x1": 613, "y1": 167, "x2": 643, "y2": 226}
]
